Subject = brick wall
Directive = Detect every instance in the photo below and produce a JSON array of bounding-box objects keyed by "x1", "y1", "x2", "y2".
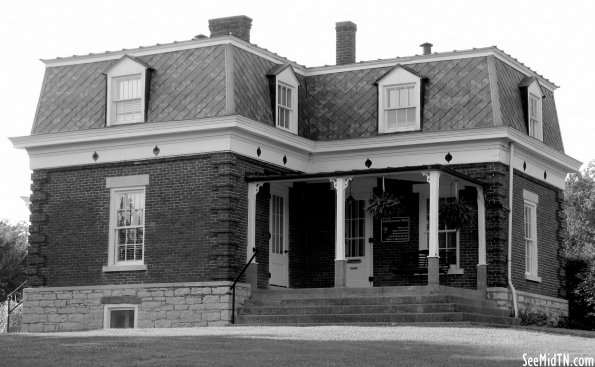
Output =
[
  {"x1": 511, "y1": 170, "x2": 566, "y2": 299},
  {"x1": 27, "y1": 153, "x2": 290, "y2": 288},
  {"x1": 453, "y1": 163, "x2": 510, "y2": 288}
]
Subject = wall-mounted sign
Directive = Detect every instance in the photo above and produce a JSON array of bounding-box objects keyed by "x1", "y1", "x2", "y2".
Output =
[{"x1": 381, "y1": 217, "x2": 410, "y2": 243}]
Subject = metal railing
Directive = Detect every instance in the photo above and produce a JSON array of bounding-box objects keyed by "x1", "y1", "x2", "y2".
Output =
[
  {"x1": 230, "y1": 249, "x2": 257, "y2": 325},
  {"x1": 5, "y1": 281, "x2": 27, "y2": 333}
]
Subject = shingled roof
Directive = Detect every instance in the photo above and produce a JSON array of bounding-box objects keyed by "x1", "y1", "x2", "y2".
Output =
[{"x1": 31, "y1": 35, "x2": 565, "y2": 153}]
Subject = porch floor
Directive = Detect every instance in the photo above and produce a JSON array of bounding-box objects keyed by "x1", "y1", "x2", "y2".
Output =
[{"x1": 236, "y1": 286, "x2": 519, "y2": 327}]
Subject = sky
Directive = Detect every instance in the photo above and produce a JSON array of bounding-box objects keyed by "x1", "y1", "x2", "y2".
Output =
[{"x1": 0, "y1": 0, "x2": 594, "y2": 224}]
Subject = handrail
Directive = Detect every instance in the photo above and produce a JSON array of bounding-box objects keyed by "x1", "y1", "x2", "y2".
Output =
[
  {"x1": 230, "y1": 249, "x2": 257, "y2": 325},
  {"x1": 6, "y1": 280, "x2": 27, "y2": 333}
]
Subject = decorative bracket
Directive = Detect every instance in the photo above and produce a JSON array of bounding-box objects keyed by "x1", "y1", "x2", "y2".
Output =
[{"x1": 329, "y1": 177, "x2": 353, "y2": 190}]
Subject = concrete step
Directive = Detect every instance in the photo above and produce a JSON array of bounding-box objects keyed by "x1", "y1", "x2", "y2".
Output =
[
  {"x1": 236, "y1": 312, "x2": 466, "y2": 325},
  {"x1": 249, "y1": 286, "x2": 439, "y2": 301},
  {"x1": 236, "y1": 286, "x2": 518, "y2": 327},
  {"x1": 244, "y1": 294, "x2": 449, "y2": 307},
  {"x1": 239, "y1": 303, "x2": 456, "y2": 316}
]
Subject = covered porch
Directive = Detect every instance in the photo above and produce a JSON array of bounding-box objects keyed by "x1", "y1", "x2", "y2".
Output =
[{"x1": 244, "y1": 165, "x2": 488, "y2": 294}]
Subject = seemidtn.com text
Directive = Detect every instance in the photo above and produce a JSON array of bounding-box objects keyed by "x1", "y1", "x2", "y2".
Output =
[{"x1": 523, "y1": 354, "x2": 594, "y2": 366}]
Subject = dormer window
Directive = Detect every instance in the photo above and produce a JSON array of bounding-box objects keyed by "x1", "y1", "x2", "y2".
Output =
[
  {"x1": 105, "y1": 55, "x2": 152, "y2": 126},
  {"x1": 267, "y1": 64, "x2": 299, "y2": 134},
  {"x1": 519, "y1": 76, "x2": 544, "y2": 141},
  {"x1": 528, "y1": 93, "x2": 542, "y2": 140},
  {"x1": 377, "y1": 65, "x2": 423, "y2": 133}
]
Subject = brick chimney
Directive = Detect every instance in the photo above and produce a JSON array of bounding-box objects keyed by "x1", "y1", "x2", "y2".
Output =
[
  {"x1": 336, "y1": 21, "x2": 357, "y2": 65},
  {"x1": 208, "y1": 15, "x2": 253, "y2": 42},
  {"x1": 420, "y1": 42, "x2": 433, "y2": 55}
]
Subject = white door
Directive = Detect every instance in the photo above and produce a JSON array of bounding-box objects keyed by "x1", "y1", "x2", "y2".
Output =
[
  {"x1": 269, "y1": 187, "x2": 289, "y2": 287},
  {"x1": 345, "y1": 196, "x2": 372, "y2": 287}
]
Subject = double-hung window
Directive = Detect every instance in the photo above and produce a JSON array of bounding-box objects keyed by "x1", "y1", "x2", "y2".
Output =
[
  {"x1": 528, "y1": 93, "x2": 542, "y2": 140},
  {"x1": 103, "y1": 175, "x2": 149, "y2": 272},
  {"x1": 385, "y1": 84, "x2": 416, "y2": 130},
  {"x1": 113, "y1": 75, "x2": 143, "y2": 124},
  {"x1": 523, "y1": 190, "x2": 540, "y2": 282},
  {"x1": 277, "y1": 83, "x2": 294, "y2": 130},
  {"x1": 114, "y1": 189, "x2": 145, "y2": 263}
]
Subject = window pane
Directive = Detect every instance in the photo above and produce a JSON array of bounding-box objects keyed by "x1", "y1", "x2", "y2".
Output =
[
  {"x1": 408, "y1": 86, "x2": 415, "y2": 105},
  {"x1": 386, "y1": 110, "x2": 397, "y2": 129},
  {"x1": 110, "y1": 309, "x2": 135, "y2": 329},
  {"x1": 345, "y1": 199, "x2": 365, "y2": 257},
  {"x1": 406, "y1": 107, "x2": 416, "y2": 123},
  {"x1": 286, "y1": 88, "x2": 292, "y2": 108},
  {"x1": 399, "y1": 87, "x2": 408, "y2": 107},
  {"x1": 387, "y1": 88, "x2": 397, "y2": 108},
  {"x1": 396, "y1": 109, "x2": 407, "y2": 124}
]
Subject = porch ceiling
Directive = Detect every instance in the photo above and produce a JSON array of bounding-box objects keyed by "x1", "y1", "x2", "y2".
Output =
[{"x1": 245, "y1": 164, "x2": 486, "y2": 187}]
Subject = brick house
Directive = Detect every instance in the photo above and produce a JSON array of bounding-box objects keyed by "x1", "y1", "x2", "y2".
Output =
[{"x1": 11, "y1": 16, "x2": 581, "y2": 331}]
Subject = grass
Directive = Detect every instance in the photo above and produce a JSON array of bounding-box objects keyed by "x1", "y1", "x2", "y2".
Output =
[{"x1": 1, "y1": 326, "x2": 594, "y2": 367}]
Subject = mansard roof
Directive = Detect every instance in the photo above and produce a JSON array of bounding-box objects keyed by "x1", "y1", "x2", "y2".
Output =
[{"x1": 30, "y1": 36, "x2": 565, "y2": 152}]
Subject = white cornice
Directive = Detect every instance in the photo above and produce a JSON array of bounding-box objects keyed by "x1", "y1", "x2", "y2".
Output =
[
  {"x1": 11, "y1": 116, "x2": 581, "y2": 190},
  {"x1": 42, "y1": 40, "x2": 556, "y2": 91}
]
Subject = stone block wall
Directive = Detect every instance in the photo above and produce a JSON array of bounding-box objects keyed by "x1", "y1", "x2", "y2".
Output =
[
  {"x1": 21, "y1": 282, "x2": 250, "y2": 332},
  {"x1": 487, "y1": 287, "x2": 568, "y2": 322}
]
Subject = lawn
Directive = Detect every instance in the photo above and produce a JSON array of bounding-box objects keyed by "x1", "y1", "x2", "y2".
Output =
[{"x1": 0, "y1": 326, "x2": 594, "y2": 367}]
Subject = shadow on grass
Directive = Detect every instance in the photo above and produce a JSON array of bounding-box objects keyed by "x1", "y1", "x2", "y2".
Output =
[{"x1": 0, "y1": 334, "x2": 530, "y2": 367}]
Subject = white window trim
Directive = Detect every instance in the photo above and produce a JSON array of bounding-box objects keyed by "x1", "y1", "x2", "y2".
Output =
[
  {"x1": 378, "y1": 67, "x2": 422, "y2": 134},
  {"x1": 523, "y1": 190, "x2": 541, "y2": 282},
  {"x1": 274, "y1": 67, "x2": 299, "y2": 135},
  {"x1": 413, "y1": 184, "x2": 463, "y2": 275},
  {"x1": 527, "y1": 82, "x2": 543, "y2": 142},
  {"x1": 106, "y1": 57, "x2": 148, "y2": 126},
  {"x1": 103, "y1": 304, "x2": 138, "y2": 329},
  {"x1": 103, "y1": 175, "x2": 149, "y2": 272}
]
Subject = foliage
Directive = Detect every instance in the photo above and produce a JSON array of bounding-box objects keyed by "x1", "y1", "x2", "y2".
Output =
[
  {"x1": 519, "y1": 307, "x2": 568, "y2": 328},
  {"x1": 439, "y1": 199, "x2": 473, "y2": 229},
  {"x1": 564, "y1": 161, "x2": 595, "y2": 261},
  {"x1": 564, "y1": 160, "x2": 595, "y2": 330},
  {"x1": 366, "y1": 192, "x2": 403, "y2": 219},
  {"x1": 0, "y1": 220, "x2": 28, "y2": 301}
]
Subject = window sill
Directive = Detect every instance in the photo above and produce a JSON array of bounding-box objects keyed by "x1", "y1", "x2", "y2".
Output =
[
  {"x1": 102, "y1": 264, "x2": 147, "y2": 272},
  {"x1": 525, "y1": 274, "x2": 542, "y2": 283},
  {"x1": 447, "y1": 268, "x2": 464, "y2": 275}
]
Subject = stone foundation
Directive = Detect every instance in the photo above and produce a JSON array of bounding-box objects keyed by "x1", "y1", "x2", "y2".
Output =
[
  {"x1": 487, "y1": 287, "x2": 568, "y2": 321},
  {"x1": 21, "y1": 281, "x2": 251, "y2": 332}
]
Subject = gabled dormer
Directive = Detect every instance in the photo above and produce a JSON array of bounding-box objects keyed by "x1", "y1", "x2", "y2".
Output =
[
  {"x1": 105, "y1": 55, "x2": 153, "y2": 126},
  {"x1": 376, "y1": 65, "x2": 424, "y2": 134},
  {"x1": 267, "y1": 64, "x2": 300, "y2": 135},
  {"x1": 519, "y1": 76, "x2": 545, "y2": 141}
]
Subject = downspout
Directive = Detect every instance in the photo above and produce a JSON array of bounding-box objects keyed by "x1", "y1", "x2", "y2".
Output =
[{"x1": 508, "y1": 141, "x2": 519, "y2": 318}]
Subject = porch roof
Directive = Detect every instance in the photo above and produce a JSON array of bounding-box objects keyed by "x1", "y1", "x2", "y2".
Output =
[{"x1": 245, "y1": 164, "x2": 486, "y2": 187}]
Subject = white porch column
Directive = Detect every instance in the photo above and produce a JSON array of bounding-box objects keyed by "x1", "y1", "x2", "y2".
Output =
[
  {"x1": 245, "y1": 182, "x2": 262, "y2": 289},
  {"x1": 330, "y1": 177, "x2": 352, "y2": 287},
  {"x1": 423, "y1": 171, "x2": 440, "y2": 285},
  {"x1": 476, "y1": 185, "x2": 488, "y2": 294}
]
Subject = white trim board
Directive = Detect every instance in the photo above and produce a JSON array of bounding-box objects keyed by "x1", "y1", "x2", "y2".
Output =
[{"x1": 11, "y1": 116, "x2": 580, "y2": 189}]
